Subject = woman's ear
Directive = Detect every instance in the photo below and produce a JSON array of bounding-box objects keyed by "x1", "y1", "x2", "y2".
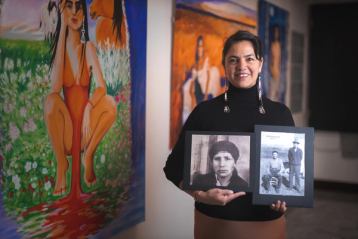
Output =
[{"x1": 259, "y1": 58, "x2": 264, "y2": 72}]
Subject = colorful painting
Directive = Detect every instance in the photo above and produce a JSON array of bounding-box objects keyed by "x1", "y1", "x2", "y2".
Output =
[
  {"x1": 0, "y1": 0, "x2": 146, "y2": 238},
  {"x1": 170, "y1": 0, "x2": 257, "y2": 148},
  {"x1": 258, "y1": 0, "x2": 289, "y2": 103}
]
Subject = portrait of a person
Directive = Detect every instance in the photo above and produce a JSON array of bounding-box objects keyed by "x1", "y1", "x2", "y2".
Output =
[
  {"x1": 288, "y1": 138, "x2": 303, "y2": 192},
  {"x1": 192, "y1": 140, "x2": 248, "y2": 191},
  {"x1": 261, "y1": 150, "x2": 285, "y2": 193},
  {"x1": 182, "y1": 35, "x2": 221, "y2": 124}
]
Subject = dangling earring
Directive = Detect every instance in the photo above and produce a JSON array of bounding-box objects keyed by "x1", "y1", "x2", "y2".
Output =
[
  {"x1": 224, "y1": 80, "x2": 230, "y2": 113},
  {"x1": 80, "y1": 19, "x2": 86, "y2": 44},
  {"x1": 258, "y1": 74, "x2": 266, "y2": 114}
]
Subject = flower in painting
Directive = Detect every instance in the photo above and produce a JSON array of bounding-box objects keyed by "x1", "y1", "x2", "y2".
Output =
[
  {"x1": 23, "y1": 118, "x2": 37, "y2": 133},
  {"x1": 100, "y1": 154, "x2": 106, "y2": 164},
  {"x1": 9, "y1": 123, "x2": 20, "y2": 141},
  {"x1": 20, "y1": 107, "x2": 27, "y2": 117},
  {"x1": 5, "y1": 143, "x2": 12, "y2": 152},
  {"x1": 32, "y1": 162, "x2": 38, "y2": 169},
  {"x1": 31, "y1": 182, "x2": 37, "y2": 189},
  {"x1": 12, "y1": 175, "x2": 21, "y2": 190},
  {"x1": 25, "y1": 161, "x2": 32, "y2": 172},
  {"x1": 42, "y1": 168, "x2": 48, "y2": 174},
  {"x1": 44, "y1": 181, "x2": 51, "y2": 191}
]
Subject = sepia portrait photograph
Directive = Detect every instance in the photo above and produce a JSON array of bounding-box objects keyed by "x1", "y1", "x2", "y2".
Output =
[{"x1": 182, "y1": 131, "x2": 254, "y2": 192}]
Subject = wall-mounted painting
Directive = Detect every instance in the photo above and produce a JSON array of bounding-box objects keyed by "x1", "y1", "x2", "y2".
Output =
[
  {"x1": 0, "y1": 0, "x2": 146, "y2": 238},
  {"x1": 258, "y1": 0, "x2": 289, "y2": 103},
  {"x1": 170, "y1": 0, "x2": 257, "y2": 148}
]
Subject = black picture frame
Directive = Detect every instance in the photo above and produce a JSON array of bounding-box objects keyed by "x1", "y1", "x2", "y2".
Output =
[
  {"x1": 182, "y1": 131, "x2": 254, "y2": 192},
  {"x1": 253, "y1": 125, "x2": 314, "y2": 208}
]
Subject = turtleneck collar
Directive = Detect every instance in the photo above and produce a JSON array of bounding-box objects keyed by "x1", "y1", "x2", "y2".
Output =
[{"x1": 227, "y1": 82, "x2": 259, "y2": 106}]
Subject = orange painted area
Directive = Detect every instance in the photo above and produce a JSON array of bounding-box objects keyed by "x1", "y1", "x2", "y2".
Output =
[{"x1": 170, "y1": 8, "x2": 257, "y2": 148}]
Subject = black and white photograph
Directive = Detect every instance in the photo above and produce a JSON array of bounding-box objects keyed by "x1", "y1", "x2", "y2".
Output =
[
  {"x1": 253, "y1": 125, "x2": 314, "y2": 208},
  {"x1": 182, "y1": 131, "x2": 254, "y2": 192}
]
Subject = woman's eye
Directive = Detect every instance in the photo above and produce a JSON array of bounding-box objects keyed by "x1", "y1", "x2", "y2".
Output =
[
  {"x1": 75, "y1": 2, "x2": 82, "y2": 11},
  {"x1": 229, "y1": 58, "x2": 238, "y2": 64}
]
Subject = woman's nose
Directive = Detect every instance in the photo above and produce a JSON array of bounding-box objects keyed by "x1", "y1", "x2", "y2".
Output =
[{"x1": 237, "y1": 59, "x2": 246, "y2": 69}]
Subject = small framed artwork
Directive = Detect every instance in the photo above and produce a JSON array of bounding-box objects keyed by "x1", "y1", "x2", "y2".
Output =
[
  {"x1": 182, "y1": 131, "x2": 254, "y2": 192},
  {"x1": 253, "y1": 125, "x2": 314, "y2": 208}
]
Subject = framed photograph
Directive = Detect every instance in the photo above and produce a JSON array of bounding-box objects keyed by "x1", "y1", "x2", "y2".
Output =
[
  {"x1": 182, "y1": 131, "x2": 254, "y2": 192},
  {"x1": 253, "y1": 125, "x2": 314, "y2": 208}
]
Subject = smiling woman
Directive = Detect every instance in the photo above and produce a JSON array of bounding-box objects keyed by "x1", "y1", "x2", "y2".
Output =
[{"x1": 165, "y1": 30, "x2": 295, "y2": 239}]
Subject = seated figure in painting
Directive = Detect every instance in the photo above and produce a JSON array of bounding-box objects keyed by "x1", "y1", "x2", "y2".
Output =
[{"x1": 44, "y1": 0, "x2": 116, "y2": 197}]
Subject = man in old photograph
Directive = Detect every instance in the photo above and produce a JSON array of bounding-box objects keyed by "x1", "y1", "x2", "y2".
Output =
[
  {"x1": 192, "y1": 140, "x2": 248, "y2": 191},
  {"x1": 261, "y1": 150, "x2": 285, "y2": 193},
  {"x1": 288, "y1": 138, "x2": 303, "y2": 192}
]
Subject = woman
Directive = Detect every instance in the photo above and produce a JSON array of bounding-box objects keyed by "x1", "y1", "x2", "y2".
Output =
[
  {"x1": 164, "y1": 31, "x2": 294, "y2": 239},
  {"x1": 192, "y1": 140, "x2": 248, "y2": 191},
  {"x1": 44, "y1": 0, "x2": 116, "y2": 197},
  {"x1": 182, "y1": 35, "x2": 221, "y2": 124}
]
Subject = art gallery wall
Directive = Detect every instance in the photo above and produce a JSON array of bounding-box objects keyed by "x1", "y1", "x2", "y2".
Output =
[{"x1": 115, "y1": 0, "x2": 315, "y2": 239}]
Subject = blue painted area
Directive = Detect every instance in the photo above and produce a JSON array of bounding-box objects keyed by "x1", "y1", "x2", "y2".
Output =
[
  {"x1": 258, "y1": 0, "x2": 289, "y2": 103},
  {"x1": 96, "y1": 0, "x2": 147, "y2": 237},
  {"x1": 0, "y1": 185, "x2": 22, "y2": 239}
]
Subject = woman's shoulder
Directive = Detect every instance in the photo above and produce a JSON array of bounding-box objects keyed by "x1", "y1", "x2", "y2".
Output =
[
  {"x1": 185, "y1": 95, "x2": 223, "y2": 122},
  {"x1": 263, "y1": 97, "x2": 295, "y2": 126}
]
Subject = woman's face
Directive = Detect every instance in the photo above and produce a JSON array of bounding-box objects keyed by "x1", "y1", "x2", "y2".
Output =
[
  {"x1": 197, "y1": 38, "x2": 204, "y2": 59},
  {"x1": 63, "y1": 0, "x2": 84, "y2": 30},
  {"x1": 224, "y1": 40, "x2": 263, "y2": 89},
  {"x1": 212, "y1": 151, "x2": 235, "y2": 178}
]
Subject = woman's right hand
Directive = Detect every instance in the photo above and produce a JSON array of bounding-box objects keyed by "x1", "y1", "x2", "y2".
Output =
[{"x1": 193, "y1": 188, "x2": 246, "y2": 206}]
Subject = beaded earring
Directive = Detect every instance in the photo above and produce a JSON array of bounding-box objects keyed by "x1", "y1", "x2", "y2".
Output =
[
  {"x1": 223, "y1": 80, "x2": 230, "y2": 113},
  {"x1": 258, "y1": 74, "x2": 266, "y2": 114},
  {"x1": 80, "y1": 19, "x2": 86, "y2": 44}
]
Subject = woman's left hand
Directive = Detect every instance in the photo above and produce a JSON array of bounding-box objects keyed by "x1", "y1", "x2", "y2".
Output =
[
  {"x1": 82, "y1": 103, "x2": 92, "y2": 143},
  {"x1": 270, "y1": 200, "x2": 287, "y2": 213}
]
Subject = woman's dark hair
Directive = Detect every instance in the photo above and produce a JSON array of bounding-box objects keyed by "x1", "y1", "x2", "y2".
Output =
[
  {"x1": 50, "y1": 0, "x2": 89, "y2": 68},
  {"x1": 113, "y1": 0, "x2": 124, "y2": 43},
  {"x1": 221, "y1": 30, "x2": 263, "y2": 66}
]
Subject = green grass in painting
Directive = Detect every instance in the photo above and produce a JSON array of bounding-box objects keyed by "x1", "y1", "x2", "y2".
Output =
[{"x1": 0, "y1": 38, "x2": 132, "y2": 224}]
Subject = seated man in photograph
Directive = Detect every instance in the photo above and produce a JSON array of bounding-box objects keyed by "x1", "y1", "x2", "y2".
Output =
[
  {"x1": 193, "y1": 140, "x2": 248, "y2": 191},
  {"x1": 262, "y1": 150, "x2": 285, "y2": 193}
]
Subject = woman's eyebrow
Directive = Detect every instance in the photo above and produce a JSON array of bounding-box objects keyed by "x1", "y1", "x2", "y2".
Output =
[{"x1": 228, "y1": 53, "x2": 255, "y2": 58}]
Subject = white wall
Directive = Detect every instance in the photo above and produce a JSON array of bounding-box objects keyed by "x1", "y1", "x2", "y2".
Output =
[
  {"x1": 116, "y1": 0, "x2": 194, "y2": 238},
  {"x1": 116, "y1": 0, "x2": 358, "y2": 238}
]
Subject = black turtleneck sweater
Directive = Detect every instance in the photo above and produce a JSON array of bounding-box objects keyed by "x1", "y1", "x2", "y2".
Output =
[{"x1": 164, "y1": 83, "x2": 295, "y2": 221}]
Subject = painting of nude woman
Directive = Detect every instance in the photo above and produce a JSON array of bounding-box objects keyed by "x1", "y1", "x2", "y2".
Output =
[{"x1": 0, "y1": 0, "x2": 145, "y2": 238}]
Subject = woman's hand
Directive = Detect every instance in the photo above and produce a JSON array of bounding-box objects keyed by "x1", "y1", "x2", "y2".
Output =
[
  {"x1": 82, "y1": 102, "x2": 92, "y2": 144},
  {"x1": 270, "y1": 200, "x2": 287, "y2": 213},
  {"x1": 59, "y1": 0, "x2": 68, "y2": 31},
  {"x1": 193, "y1": 188, "x2": 246, "y2": 206}
]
